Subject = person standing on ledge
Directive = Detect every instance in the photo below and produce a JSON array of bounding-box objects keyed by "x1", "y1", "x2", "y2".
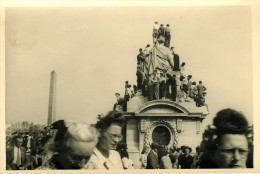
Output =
[
  {"x1": 152, "y1": 21, "x2": 159, "y2": 44},
  {"x1": 171, "y1": 47, "x2": 180, "y2": 71},
  {"x1": 164, "y1": 24, "x2": 171, "y2": 48}
]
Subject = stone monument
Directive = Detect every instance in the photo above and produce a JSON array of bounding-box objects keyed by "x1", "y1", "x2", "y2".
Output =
[{"x1": 47, "y1": 70, "x2": 56, "y2": 126}]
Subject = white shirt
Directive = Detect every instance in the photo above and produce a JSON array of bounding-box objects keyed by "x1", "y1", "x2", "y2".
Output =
[
  {"x1": 12, "y1": 146, "x2": 22, "y2": 165},
  {"x1": 153, "y1": 24, "x2": 159, "y2": 30},
  {"x1": 85, "y1": 148, "x2": 123, "y2": 170}
]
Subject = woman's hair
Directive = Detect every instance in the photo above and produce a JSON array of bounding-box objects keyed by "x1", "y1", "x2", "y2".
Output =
[
  {"x1": 199, "y1": 108, "x2": 252, "y2": 168},
  {"x1": 95, "y1": 110, "x2": 125, "y2": 132}
]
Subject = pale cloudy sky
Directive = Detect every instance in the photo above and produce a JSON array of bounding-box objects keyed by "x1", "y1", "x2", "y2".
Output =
[{"x1": 5, "y1": 6, "x2": 253, "y2": 131}]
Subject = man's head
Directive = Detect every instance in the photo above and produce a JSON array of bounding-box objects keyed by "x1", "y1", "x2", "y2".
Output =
[
  {"x1": 166, "y1": 24, "x2": 170, "y2": 27},
  {"x1": 199, "y1": 81, "x2": 202, "y2": 84},
  {"x1": 139, "y1": 48, "x2": 142, "y2": 52},
  {"x1": 151, "y1": 143, "x2": 159, "y2": 152},
  {"x1": 115, "y1": 93, "x2": 120, "y2": 97},
  {"x1": 155, "y1": 21, "x2": 158, "y2": 24},
  {"x1": 14, "y1": 136, "x2": 23, "y2": 148},
  {"x1": 160, "y1": 24, "x2": 164, "y2": 27},
  {"x1": 146, "y1": 44, "x2": 150, "y2": 48},
  {"x1": 188, "y1": 75, "x2": 192, "y2": 80}
]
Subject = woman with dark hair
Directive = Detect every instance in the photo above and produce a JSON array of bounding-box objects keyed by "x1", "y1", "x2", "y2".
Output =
[
  {"x1": 199, "y1": 108, "x2": 253, "y2": 168},
  {"x1": 178, "y1": 146, "x2": 193, "y2": 169},
  {"x1": 37, "y1": 120, "x2": 98, "y2": 169},
  {"x1": 86, "y1": 111, "x2": 125, "y2": 169}
]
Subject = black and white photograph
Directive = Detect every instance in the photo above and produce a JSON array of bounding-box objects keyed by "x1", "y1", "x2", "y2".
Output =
[{"x1": 1, "y1": 1, "x2": 259, "y2": 172}]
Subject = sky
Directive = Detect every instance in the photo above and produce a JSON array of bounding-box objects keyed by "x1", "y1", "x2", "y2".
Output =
[{"x1": 5, "y1": 6, "x2": 253, "y2": 131}]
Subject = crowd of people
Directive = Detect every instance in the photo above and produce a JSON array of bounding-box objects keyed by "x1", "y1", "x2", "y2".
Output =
[
  {"x1": 141, "y1": 143, "x2": 200, "y2": 169},
  {"x1": 6, "y1": 127, "x2": 53, "y2": 170},
  {"x1": 6, "y1": 108, "x2": 253, "y2": 170}
]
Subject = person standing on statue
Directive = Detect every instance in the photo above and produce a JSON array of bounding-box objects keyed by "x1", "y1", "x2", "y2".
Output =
[
  {"x1": 148, "y1": 74, "x2": 155, "y2": 101},
  {"x1": 164, "y1": 24, "x2": 171, "y2": 48},
  {"x1": 167, "y1": 74, "x2": 177, "y2": 101},
  {"x1": 160, "y1": 72, "x2": 167, "y2": 100},
  {"x1": 158, "y1": 24, "x2": 165, "y2": 39},
  {"x1": 153, "y1": 69, "x2": 161, "y2": 100},
  {"x1": 171, "y1": 47, "x2": 180, "y2": 71},
  {"x1": 153, "y1": 21, "x2": 159, "y2": 44}
]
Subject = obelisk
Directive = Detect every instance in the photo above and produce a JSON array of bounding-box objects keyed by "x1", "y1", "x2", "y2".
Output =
[{"x1": 47, "y1": 70, "x2": 56, "y2": 126}]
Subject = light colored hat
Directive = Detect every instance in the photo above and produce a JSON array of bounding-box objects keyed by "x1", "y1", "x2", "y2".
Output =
[{"x1": 65, "y1": 120, "x2": 98, "y2": 142}]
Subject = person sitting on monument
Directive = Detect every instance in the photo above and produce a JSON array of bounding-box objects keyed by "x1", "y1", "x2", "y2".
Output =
[
  {"x1": 199, "y1": 108, "x2": 252, "y2": 168},
  {"x1": 37, "y1": 120, "x2": 98, "y2": 169},
  {"x1": 113, "y1": 93, "x2": 124, "y2": 111},
  {"x1": 196, "y1": 92, "x2": 207, "y2": 107},
  {"x1": 86, "y1": 111, "x2": 125, "y2": 169}
]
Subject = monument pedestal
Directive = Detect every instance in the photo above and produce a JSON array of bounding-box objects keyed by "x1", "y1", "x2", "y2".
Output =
[{"x1": 124, "y1": 97, "x2": 209, "y2": 168}]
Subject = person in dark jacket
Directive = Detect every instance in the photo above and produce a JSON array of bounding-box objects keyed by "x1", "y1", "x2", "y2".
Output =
[
  {"x1": 146, "y1": 143, "x2": 159, "y2": 169},
  {"x1": 178, "y1": 146, "x2": 193, "y2": 169}
]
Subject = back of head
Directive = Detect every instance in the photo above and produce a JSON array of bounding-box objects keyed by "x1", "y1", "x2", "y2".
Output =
[
  {"x1": 213, "y1": 108, "x2": 248, "y2": 134},
  {"x1": 95, "y1": 110, "x2": 125, "y2": 132}
]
